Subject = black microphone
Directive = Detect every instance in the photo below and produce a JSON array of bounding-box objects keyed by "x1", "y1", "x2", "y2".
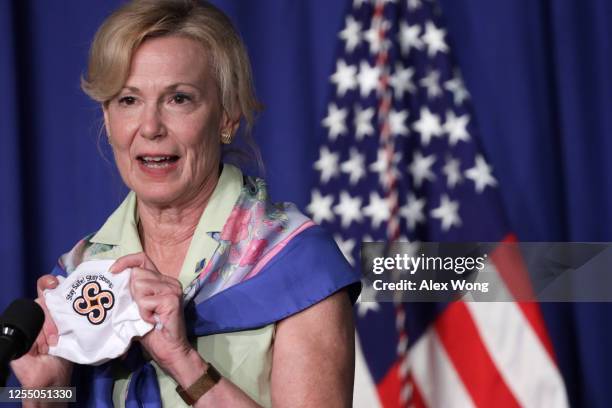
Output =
[{"x1": 0, "y1": 299, "x2": 45, "y2": 387}]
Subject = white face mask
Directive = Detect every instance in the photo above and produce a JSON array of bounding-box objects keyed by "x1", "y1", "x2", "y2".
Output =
[{"x1": 45, "y1": 260, "x2": 153, "y2": 365}]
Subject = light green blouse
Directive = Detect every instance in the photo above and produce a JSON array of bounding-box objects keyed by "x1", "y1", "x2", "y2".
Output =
[{"x1": 86, "y1": 165, "x2": 273, "y2": 407}]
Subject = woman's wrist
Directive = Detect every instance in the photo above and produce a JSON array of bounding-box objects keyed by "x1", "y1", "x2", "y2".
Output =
[{"x1": 165, "y1": 347, "x2": 208, "y2": 389}]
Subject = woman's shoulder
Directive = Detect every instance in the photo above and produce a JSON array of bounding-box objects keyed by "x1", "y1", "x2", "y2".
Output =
[
  {"x1": 267, "y1": 223, "x2": 362, "y2": 303},
  {"x1": 52, "y1": 192, "x2": 137, "y2": 276},
  {"x1": 188, "y1": 212, "x2": 361, "y2": 337},
  {"x1": 235, "y1": 172, "x2": 362, "y2": 304}
]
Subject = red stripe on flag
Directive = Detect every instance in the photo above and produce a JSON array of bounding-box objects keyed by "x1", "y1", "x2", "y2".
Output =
[
  {"x1": 409, "y1": 376, "x2": 427, "y2": 408},
  {"x1": 490, "y1": 234, "x2": 536, "y2": 300},
  {"x1": 435, "y1": 302, "x2": 521, "y2": 408},
  {"x1": 491, "y1": 234, "x2": 557, "y2": 363},
  {"x1": 376, "y1": 359, "x2": 426, "y2": 408},
  {"x1": 376, "y1": 360, "x2": 403, "y2": 407}
]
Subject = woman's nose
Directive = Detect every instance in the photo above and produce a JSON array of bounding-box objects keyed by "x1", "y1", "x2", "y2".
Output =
[{"x1": 139, "y1": 104, "x2": 166, "y2": 140}]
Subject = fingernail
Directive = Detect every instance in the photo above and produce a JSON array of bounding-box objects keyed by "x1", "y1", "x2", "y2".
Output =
[
  {"x1": 48, "y1": 334, "x2": 58, "y2": 345},
  {"x1": 47, "y1": 277, "x2": 57, "y2": 287}
]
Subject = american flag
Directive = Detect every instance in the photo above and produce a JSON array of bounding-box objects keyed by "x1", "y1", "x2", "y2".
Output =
[{"x1": 307, "y1": 0, "x2": 569, "y2": 406}]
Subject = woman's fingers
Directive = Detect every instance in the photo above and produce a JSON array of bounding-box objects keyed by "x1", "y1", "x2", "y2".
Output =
[
  {"x1": 127, "y1": 268, "x2": 182, "y2": 327},
  {"x1": 37, "y1": 335, "x2": 49, "y2": 355},
  {"x1": 109, "y1": 253, "x2": 182, "y2": 298},
  {"x1": 109, "y1": 252, "x2": 158, "y2": 274},
  {"x1": 36, "y1": 275, "x2": 60, "y2": 346},
  {"x1": 131, "y1": 274, "x2": 182, "y2": 299},
  {"x1": 109, "y1": 254, "x2": 184, "y2": 332},
  {"x1": 28, "y1": 334, "x2": 41, "y2": 357},
  {"x1": 35, "y1": 299, "x2": 58, "y2": 347},
  {"x1": 36, "y1": 275, "x2": 59, "y2": 298},
  {"x1": 29, "y1": 328, "x2": 50, "y2": 356},
  {"x1": 136, "y1": 294, "x2": 182, "y2": 325}
]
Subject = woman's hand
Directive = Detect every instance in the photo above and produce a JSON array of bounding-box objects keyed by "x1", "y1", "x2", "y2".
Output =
[
  {"x1": 110, "y1": 253, "x2": 201, "y2": 385},
  {"x1": 10, "y1": 275, "x2": 73, "y2": 388},
  {"x1": 111, "y1": 253, "x2": 264, "y2": 407}
]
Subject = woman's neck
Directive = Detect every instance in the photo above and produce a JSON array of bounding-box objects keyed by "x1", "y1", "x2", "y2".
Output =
[
  {"x1": 136, "y1": 170, "x2": 219, "y2": 272},
  {"x1": 138, "y1": 200, "x2": 204, "y2": 249}
]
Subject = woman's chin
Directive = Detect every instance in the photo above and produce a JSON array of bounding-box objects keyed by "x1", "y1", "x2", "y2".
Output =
[{"x1": 133, "y1": 187, "x2": 185, "y2": 208}]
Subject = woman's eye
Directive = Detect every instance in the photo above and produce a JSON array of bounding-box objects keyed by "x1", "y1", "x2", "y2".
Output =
[
  {"x1": 118, "y1": 96, "x2": 136, "y2": 106},
  {"x1": 172, "y1": 93, "x2": 191, "y2": 104}
]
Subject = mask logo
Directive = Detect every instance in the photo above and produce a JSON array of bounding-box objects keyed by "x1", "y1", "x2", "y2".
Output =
[{"x1": 73, "y1": 281, "x2": 115, "y2": 325}]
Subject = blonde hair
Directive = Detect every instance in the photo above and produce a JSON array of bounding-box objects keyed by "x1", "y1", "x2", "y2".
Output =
[{"x1": 82, "y1": 0, "x2": 263, "y2": 168}]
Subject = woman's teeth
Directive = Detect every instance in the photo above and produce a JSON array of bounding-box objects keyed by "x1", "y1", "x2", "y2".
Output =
[{"x1": 139, "y1": 156, "x2": 178, "y2": 168}]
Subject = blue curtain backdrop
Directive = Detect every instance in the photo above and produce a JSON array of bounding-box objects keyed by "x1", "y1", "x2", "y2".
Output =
[{"x1": 1, "y1": 0, "x2": 611, "y2": 406}]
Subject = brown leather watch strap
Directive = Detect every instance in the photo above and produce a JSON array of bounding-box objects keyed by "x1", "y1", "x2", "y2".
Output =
[{"x1": 176, "y1": 363, "x2": 222, "y2": 406}]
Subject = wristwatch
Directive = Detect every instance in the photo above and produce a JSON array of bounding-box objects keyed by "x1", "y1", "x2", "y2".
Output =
[{"x1": 176, "y1": 363, "x2": 222, "y2": 405}]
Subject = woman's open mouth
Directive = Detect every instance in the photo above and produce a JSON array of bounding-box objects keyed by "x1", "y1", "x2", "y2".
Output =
[{"x1": 137, "y1": 155, "x2": 180, "y2": 168}]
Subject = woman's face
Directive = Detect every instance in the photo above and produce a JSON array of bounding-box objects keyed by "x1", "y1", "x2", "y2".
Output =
[{"x1": 104, "y1": 35, "x2": 229, "y2": 207}]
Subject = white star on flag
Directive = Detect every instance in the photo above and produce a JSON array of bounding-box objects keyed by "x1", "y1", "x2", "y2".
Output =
[
  {"x1": 333, "y1": 191, "x2": 364, "y2": 228},
  {"x1": 322, "y1": 103, "x2": 348, "y2": 141},
  {"x1": 339, "y1": 16, "x2": 362, "y2": 53},
  {"x1": 420, "y1": 70, "x2": 442, "y2": 99},
  {"x1": 354, "y1": 105, "x2": 375, "y2": 140},
  {"x1": 363, "y1": 191, "x2": 391, "y2": 229},
  {"x1": 369, "y1": 148, "x2": 401, "y2": 189},
  {"x1": 306, "y1": 190, "x2": 335, "y2": 224},
  {"x1": 400, "y1": 193, "x2": 426, "y2": 229},
  {"x1": 390, "y1": 63, "x2": 416, "y2": 100},
  {"x1": 352, "y1": 0, "x2": 370, "y2": 9},
  {"x1": 407, "y1": 0, "x2": 422, "y2": 10},
  {"x1": 413, "y1": 107, "x2": 443, "y2": 145},
  {"x1": 356, "y1": 284, "x2": 381, "y2": 317},
  {"x1": 442, "y1": 156, "x2": 463, "y2": 188},
  {"x1": 422, "y1": 21, "x2": 448, "y2": 56},
  {"x1": 340, "y1": 147, "x2": 367, "y2": 185},
  {"x1": 465, "y1": 155, "x2": 498, "y2": 193},
  {"x1": 409, "y1": 151, "x2": 436, "y2": 187},
  {"x1": 313, "y1": 146, "x2": 340, "y2": 183},
  {"x1": 444, "y1": 70, "x2": 470, "y2": 105},
  {"x1": 397, "y1": 21, "x2": 423, "y2": 56},
  {"x1": 389, "y1": 109, "x2": 410, "y2": 136},
  {"x1": 357, "y1": 60, "x2": 381, "y2": 97},
  {"x1": 330, "y1": 60, "x2": 357, "y2": 97},
  {"x1": 444, "y1": 111, "x2": 470, "y2": 145},
  {"x1": 431, "y1": 194, "x2": 461, "y2": 231},
  {"x1": 334, "y1": 234, "x2": 356, "y2": 265}
]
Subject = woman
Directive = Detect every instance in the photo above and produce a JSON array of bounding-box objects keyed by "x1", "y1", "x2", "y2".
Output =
[{"x1": 11, "y1": 0, "x2": 360, "y2": 406}]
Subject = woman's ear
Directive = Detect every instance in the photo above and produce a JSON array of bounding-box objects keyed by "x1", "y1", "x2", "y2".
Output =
[{"x1": 220, "y1": 106, "x2": 241, "y2": 137}]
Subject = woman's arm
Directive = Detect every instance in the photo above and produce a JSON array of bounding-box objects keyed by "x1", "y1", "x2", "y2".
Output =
[
  {"x1": 271, "y1": 290, "x2": 355, "y2": 407},
  {"x1": 112, "y1": 253, "x2": 355, "y2": 407},
  {"x1": 191, "y1": 290, "x2": 355, "y2": 407}
]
